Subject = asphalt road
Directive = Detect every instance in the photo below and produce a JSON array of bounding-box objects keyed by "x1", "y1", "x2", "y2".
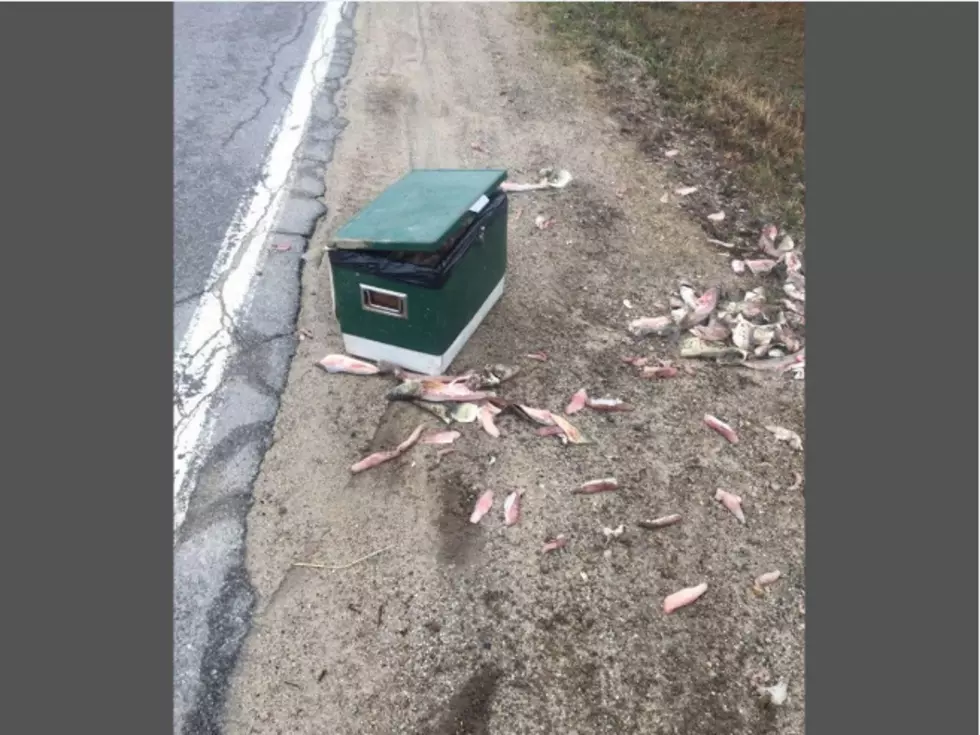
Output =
[
  {"x1": 174, "y1": 2, "x2": 321, "y2": 344},
  {"x1": 173, "y1": 3, "x2": 355, "y2": 733}
]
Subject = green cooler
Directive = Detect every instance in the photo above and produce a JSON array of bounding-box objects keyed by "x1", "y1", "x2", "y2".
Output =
[{"x1": 328, "y1": 169, "x2": 509, "y2": 376}]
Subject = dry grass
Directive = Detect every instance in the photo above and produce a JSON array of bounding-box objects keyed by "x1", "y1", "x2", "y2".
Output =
[{"x1": 532, "y1": 2, "x2": 805, "y2": 230}]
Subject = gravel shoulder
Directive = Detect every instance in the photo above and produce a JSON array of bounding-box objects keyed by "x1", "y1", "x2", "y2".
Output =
[{"x1": 224, "y1": 4, "x2": 805, "y2": 734}]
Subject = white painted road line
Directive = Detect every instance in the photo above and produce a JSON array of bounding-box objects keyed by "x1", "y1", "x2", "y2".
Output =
[{"x1": 173, "y1": 2, "x2": 345, "y2": 542}]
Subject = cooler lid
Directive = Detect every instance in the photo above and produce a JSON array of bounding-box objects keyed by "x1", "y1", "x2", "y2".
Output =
[{"x1": 332, "y1": 168, "x2": 508, "y2": 252}]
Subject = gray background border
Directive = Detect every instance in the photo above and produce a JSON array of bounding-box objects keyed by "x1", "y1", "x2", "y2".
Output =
[
  {"x1": 0, "y1": 3, "x2": 174, "y2": 734},
  {"x1": 0, "y1": 2, "x2": 975, "y2": 734},
  {"x1": 807, "y1": 3, "x2": 977, "y2": 732}
]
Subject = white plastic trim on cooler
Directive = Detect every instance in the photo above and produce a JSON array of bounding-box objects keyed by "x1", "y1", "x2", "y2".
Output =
[{"x1": 341, "y1": 277, "x2": 505, "y2": 376}]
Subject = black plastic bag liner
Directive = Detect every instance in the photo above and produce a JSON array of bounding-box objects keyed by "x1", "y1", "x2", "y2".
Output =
[{"x1": 328, "y1": 191, "x2": 508, "y2": 290}]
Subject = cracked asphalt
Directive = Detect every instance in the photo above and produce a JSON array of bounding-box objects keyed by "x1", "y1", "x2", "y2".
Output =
[
  {"x1": 173, "y1": 3, "x2": 355, "y2": 734},
  {"x1": 174, "y1": 1, "x2": 321, "y2": 344}
]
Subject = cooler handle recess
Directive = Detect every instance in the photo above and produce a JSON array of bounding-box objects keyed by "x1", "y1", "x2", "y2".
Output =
[{"x1": 360, "y1": 284, "x2": 408, "y2": 319}]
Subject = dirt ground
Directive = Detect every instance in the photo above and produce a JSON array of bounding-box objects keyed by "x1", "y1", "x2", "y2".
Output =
[{"x1": 224, "y1": 4, "x2": 805, "y2": 734}]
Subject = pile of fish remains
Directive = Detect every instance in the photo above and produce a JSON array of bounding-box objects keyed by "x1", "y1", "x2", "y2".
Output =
[
  {"x1": 628, "y1": 224, "x2": 805, "y2": 380},
  {"x1": 312, "y1": 190, "x2": 797, "y2": 703},
  {"x1": 318, "y1": 356, "x2": 593, "y2": 454},
  {"x1": 317, "y1": 351, "x2": 796, "y2": 642}
]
